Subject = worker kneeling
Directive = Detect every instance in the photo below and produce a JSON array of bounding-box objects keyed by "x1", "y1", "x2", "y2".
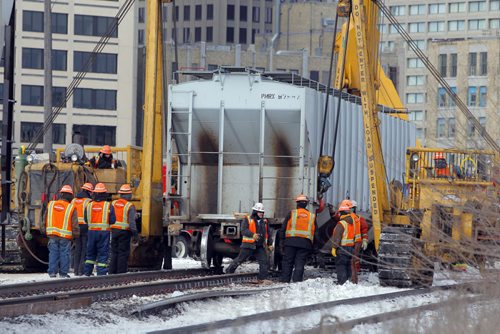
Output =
[
  {"x1": 331, "y1": 200, "x2": 362, "y2": 285},
  {"x1": 225, "y1": 203, "x2": 272, "y2": 281},
  {"x1": 109, "y1": 184, "x2": 138, "y2": 274}
]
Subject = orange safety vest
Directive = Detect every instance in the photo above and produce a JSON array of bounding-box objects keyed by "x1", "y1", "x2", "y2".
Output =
[
  {"x1": 285, "y1": 208, "x2": 316, "y2": 241},
  {"x1": 111, "y1": 199, "x2": 134, "y2": 230},
  {"x1": 339, "y1": 219, "x2": 356, "y2": 246},
  {"x1": 46, "y1": 200, "x2": 75, "y2": 239},
  {"x1": 348, "y1": 213, "x2": 362, "y2": 243},
  {"x1": 242, "y1": 216, "x2": 268, "y2": 244},
  {"x1": 87, "y1": 201, "x2": 111, "y2": 231},
  {"x1": 72, "y1": 197, "x2": 91, "y2": 225}
]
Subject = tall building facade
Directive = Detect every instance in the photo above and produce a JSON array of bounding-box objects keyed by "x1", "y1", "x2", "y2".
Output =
[
  {"x1": 381, "y1": 0, "x2": 500, "y2": 148},
  {"x1": 1, "y1": 0, "x2": 138, "y2": 150}
]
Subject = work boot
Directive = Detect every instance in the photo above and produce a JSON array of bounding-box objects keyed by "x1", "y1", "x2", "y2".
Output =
[
  {"x1": 49, "y1": 274, "x2": 57, "y2": 278},
  {"x1": 60, "y1": 274, "x2": 71, "y2": 278}
]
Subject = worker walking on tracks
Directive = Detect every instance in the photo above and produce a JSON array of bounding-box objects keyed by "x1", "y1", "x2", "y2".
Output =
[
  {"x1": 71, "y1": 183, "x2": 93, "y2": 276},
  {"x1": 225, "y1": 203, "x2": 272, "y2": 281},
  {"x1": 83, "y1": 183, "x2": 115, "y2": 276},
  {"x1": 279, "y1": 194, "x2": 316, "y2": 283},
  {"x1": 44, "y1": 185, "x2": 80, "y2": 278},
  {"x1": 109, "y1": 184, "x2": 138, "y2": 274},
  {"x1": 331, "y1": 200, "x2": 361, "y2": 285}
]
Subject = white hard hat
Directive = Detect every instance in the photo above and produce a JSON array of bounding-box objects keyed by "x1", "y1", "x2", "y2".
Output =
[
  {"x1": 252, "y1": 202, "x2": 265, "y2": 212},
  {"x1": 350, "y1": 200, "x2": 358, "y2": 208}
]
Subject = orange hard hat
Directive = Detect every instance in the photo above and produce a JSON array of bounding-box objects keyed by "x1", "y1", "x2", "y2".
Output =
[
  {"x1": 60, "y1": 185, "x2": 74, "y2": 195},
  {"x1": 81, "y1": 183, "x2": 94, "y2": 192},
  {"x1": 295, "y1": 194, "x2": 309, "y2": 202},
  {"x1": 338, "y1": 199, "x2": 352, "y2": 211},
  {"x1": 434, "y1": 152, "x2": 445, "y2": 160},
  {"x1": 93, "y1": 182, "x2": 108, "y2": 193},
  {"x1": 100, "y1": 145, "x2": 112, "y2": 155},
  {"x1": 118, "y1": 184, "x2": 132, "y2": 194}
]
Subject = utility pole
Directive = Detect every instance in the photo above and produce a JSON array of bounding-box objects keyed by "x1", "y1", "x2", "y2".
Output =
[{"x1": 43, "y1": 0, "x2": 53, "y2": 154}]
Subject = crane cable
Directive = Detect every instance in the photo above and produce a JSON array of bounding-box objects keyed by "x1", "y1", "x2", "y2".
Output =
[{"x1": 26, "y1": 0, "x2": 137, "y2": 152}]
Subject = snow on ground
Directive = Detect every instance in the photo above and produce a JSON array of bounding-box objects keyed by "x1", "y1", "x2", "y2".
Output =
[{"x1": 0, "y1": 259, "x2": 494, "y2": 334}]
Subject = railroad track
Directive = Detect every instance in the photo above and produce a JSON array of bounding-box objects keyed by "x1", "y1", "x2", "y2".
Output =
[
  {"x1": 152, "y1": 281, "x2": 492, "y2": 334},
  {"x1": 0, "y1": 270, "x2": 258, "y2": 318}
]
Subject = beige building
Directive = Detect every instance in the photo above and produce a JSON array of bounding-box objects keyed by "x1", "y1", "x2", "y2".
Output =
[{"x1": 381, "y1": 0, "x2": 500, "y2": 147}]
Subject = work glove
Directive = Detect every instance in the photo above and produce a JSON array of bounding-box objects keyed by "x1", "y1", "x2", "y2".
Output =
[
  {"x1": 267, "y1": 245, "x2": 274, "y2": 252},
  {"x1": 331, "y1": 247, "x2": 337, "y2": 257},
  {"x1": 362, "y1": 239, "x2": 368, "y2": 251},
  {"x1": 253, "y1": 233, "x2": 261, "y2": 241}
]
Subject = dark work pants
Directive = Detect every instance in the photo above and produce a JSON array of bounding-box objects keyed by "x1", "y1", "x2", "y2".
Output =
[
  {"x1": 84, "y1": 230, "x2": 110, "y2": 276},
  {"x1": 280, "y1": 246, "x2": 311, "y2": 283},
  {"x1": 335, "y1": 247, "x2": 354, "y2": 285},
  {"x1": 73, "y1": 225, "x2": 88, "y2": 276},
  {"x1": 226, "y1": 247, "x2": 269, "y2": 280},
  {"x1": 109, "y1": 229, "x2": 132, "y2": 274}
]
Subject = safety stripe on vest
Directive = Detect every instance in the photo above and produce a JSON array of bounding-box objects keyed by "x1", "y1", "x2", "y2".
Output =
[
  {"x1": 77, "y1": 198, "x2": 91, "y2": 224},
  {"x1": 87, "y1": 202, "x2": 110, "y2": 231},
  {"x1": 286, "y1": 209, "x2": 314, "y2": 241},
  {"x1": 46, "y1": 201, "x2": 74, "y2": 239},
  {"x1": 111, "y1": 200, "x2": 132, "y2": 230},
  {"x1": 241, "y1": 216, "x2": 268, "y2": 244},
  {"x1": 340, "y1": 220, "x2": 355, "y2": 246}
]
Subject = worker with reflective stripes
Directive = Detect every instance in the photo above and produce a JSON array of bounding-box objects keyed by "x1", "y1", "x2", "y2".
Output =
[
  {"x1": 44, "y1": 185, "x2": 79, "y2": 278},
  {"x1": 71, "y1": 183, "x2": 93, "y2": 276},
  {"x1": 279, "y1": 194, "x2": 316, "y2": 283},
  {"x1": 109, "y1": 184, "x2": 138, "y2": 274},
  {"x1": 331, "y1": 199, "x2": 362, "y2": 285},
  {"x1": 226, "y1": 203, "x2": 272, "y2": 281},
  {"x1": 349, "y1": 200, "x2": 368, "y2": 282},
  {"x1": 83, "y1": 183, "x2": 116, "y2": 276}
]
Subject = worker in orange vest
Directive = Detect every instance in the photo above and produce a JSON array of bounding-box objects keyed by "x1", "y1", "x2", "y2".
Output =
[
  {"x1": 225, "y1": 203, "x2": 272, "y2": 281},
  {"x1": 350, "y1": 200, "x2": 368, "y2": 251},
  {"x1": 44, "y1": 185, "x2": 79, "y2": 278},
  {"x1": 331, "y1": 199, "x2": 361, "y2": 284},
  {"x1": 83, "y1": 183, "x2": 116, "y2": 276},
  {"x1": 279, "y1": 194, "x2": 316, "y2": 283},
  {"x1": 89, "y1": 145, "x2": 120, "y2": 169},
  {"x1": 71, "y1": 183, "x2": 94, "y2": 276},
  {"x1": 434, "y1": 152, "x2": 450, "y2": 178},
  {"x1": 109, "y1": 184, "x2": 138, "y2": 274}
]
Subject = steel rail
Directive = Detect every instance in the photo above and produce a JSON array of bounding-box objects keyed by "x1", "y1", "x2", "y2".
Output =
[
  {"x1": 0, "y1": 268, "x2": 210, "y2": 299},
  {"x1": 150, "y1": 282, "x2": 488, "y2": 334},
  {"x1": 0, "y1": 272, "x2": 258, "y2": 318}
]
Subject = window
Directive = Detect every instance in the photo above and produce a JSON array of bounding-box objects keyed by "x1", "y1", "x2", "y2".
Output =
[
  {"x1": 175, "y1": 6, "x2": 179, "y2": 20},
  {"x1": 429, "y1": 3, "x2": 446, "y2": 14},
  {"x1": 479, "y1": 52, "x2": 487, "y2": 75},
  {"x1": 449, "y1": 87, "x2": 457, "y2": 107},
  {"x1": 73, "y1": 125, "x2": 116, "y2": 146},
  {"x1": 389, "y1": 24, "x2": 398, "y2": 34},
  {"x1": 162, "y1": 6, "x2": 168, "y2": 22},
  {"x1": 265, "y1": 7, "x2": 273, "y2": 24},
  {"x1": 378, "y1": 24, "x2": 387, "y2": 34},
  {"x1": 438, "y1": 54, "x2": 447, "y2": 76},
  {"x1": 414, "y1": 40, "x2": 426, "y2": 50},
  {"x1": 469, "y1": 19, "x2": 486, "y2": 30},
  {"x1": 183, "y1": 5, "x2": 190, "y2": 21},
  {"x1": 22, "y1": 48, "x2": 43, "y2": 69},
  {"x1": 207, "y1": 64, "x2": 218, "y2": 71},
  {"x1": 73, "y1": 88, "x2": 117, "y2": 110},
  {"x1": 409, "y1": 5, "x2": 426, "y2": 15},
  {"x1": 468, "y1": 53, "x2": 477, "y2": 76},
  {"x1": 74, "y1": 15, "x2": 118, "y2": 37},
  {"x1": 407, "y1": 93, "x2": 425, "y2": 104},
  {"x1": 490, "y1": 19, "x2": 500, "y2": 29},
  {"x1": 448, "y1": 20, "x2": 465, "y2": 31},
  {"x1": 183, "y1": 28, "x2": 190, "y2": 43},
  {"x1": 409, "y1": 110, "x2": 424, "y2": 121},
  {"x1": 138, "y1": 29, "x2": 144, "y2": 44},
  {"x1": 407, "y1": 75, "x2": 424, "y2": 86},
  {"x1": 448, "y1": 118, "x2": 456, "y2": 138},
  {"x1": 138, "y1": 7, "x2": 145, "y2": 23},
  {"x1": 240, "y1": 6, "x2": 247, "y2": 22},
  {"x1": 52, "y1": 13, "x2": 68, "y2": 34},
  {"x1": 387, "y1": 41, "x2": 395, "y2": 51},
  {"x1": 239, "y1": 28, "x2": 247, "y2": 44},
  {"x1": 467, "y1": 121, "x2": 475, "y2": 137},
  {"x1": 21, "y1": 122, "x2": 66, "y2": 144},
  {"x1": 206, "y1": 27, "x2": 213, "y2": 42},
  {"x1": 23, "y1": 11, "x2": 43, "y2": 32},
  {"x1": 226, "y1": 27, "x2": 234, "y2": 43},
  {"x1": 407, "y1": 58, "x2": 423, "y2": 68},
  {"x1": 428, "y1": 21, "x2": 444, "y2": 32},
  {"x1": 469, "y1": 1, "x2": 486, "y2": 12},
  {"x1": 438, "y1": 87, "x2": 447, "y2": 107},
  {"x1": 195, "y1": 5, "x2": 202, "y2": 21},
  {"x1": 450, "y1": 54, "x2": 457, "y2": 77},
  {"x1": 195, "y1": 27, "x2": 201, "y2": 42},
  {"x1": 52, "y1": 87, "x2": 67, "y2": 108},
  {"x1": 74, "y1": 51, "x2": 117, "y2": 74},
  {"x1": 449, "y1": 2, "x2": 466, "y2": 13},
  {"x1": 252, "y1": 29, "x2": 257, "y2": 43},
  {"x1": 310, "y1": 71, "x2": 319, "y2": 81},
  {"x1": 467, "y1": 86, "x2": 477, "y2": 106},
  {"x1": 207, "y1": 4, "x2": 214, "y2": 20},
  {"x1": 388, "y1": 66, "x2": 398, "y2": 87},
  {"x1": 409, "y1": 22, "x2": 425, "y2": 33},
  {"x1": 227, "y1": 5, "x2": 235, "y2": 20},
  {"x1": 436, "y1": 118, "x2": 446, "y2": 138},
  {"x1": 390, "y1": 5, "x2": 405, "y2": 16},
  {"x1": 21, "y1": 85, "x2": 43, "y2": 106},
  {"x1": 491, "y1": 0, "x2": 500, "y2": 10},
  {"x1": 252, "y1": 7, "x2": 260, "y2": 22},
  {"x1": 479, "y1": 86, "x2": 487, "y2": 107},
  {"x1": 479, "y1": 117, "x2": 486, "y2": 132}
]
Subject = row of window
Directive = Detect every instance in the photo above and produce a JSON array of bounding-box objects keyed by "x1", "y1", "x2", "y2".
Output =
[
  {"x1": 379, "y1": 19, "x2": 499, "y2": 34},
  {"x1": 227, "y1": 5, "x2": 272, "y2": 24},
  {"x1": 436, "y1": 52, "x2": 488, "y2": 78},
  {"x1": 436, "y1": 116, "x2": 486, "y2": 138},
  {"x1": 23, "y1": 11, "x2": 118, "y2": 38},
  {"x1": 22, "y1": 48, "x2": 118, "y2": 74},
  {"x1": 21, "y1": 85, "x2": 117, "y2": 110},
  {"x1": 20, "y1": 123, "x2": 116, "y2": 146},
  {"x1": 390, "y1": 1, "x2": 500, "y2": 16}
]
